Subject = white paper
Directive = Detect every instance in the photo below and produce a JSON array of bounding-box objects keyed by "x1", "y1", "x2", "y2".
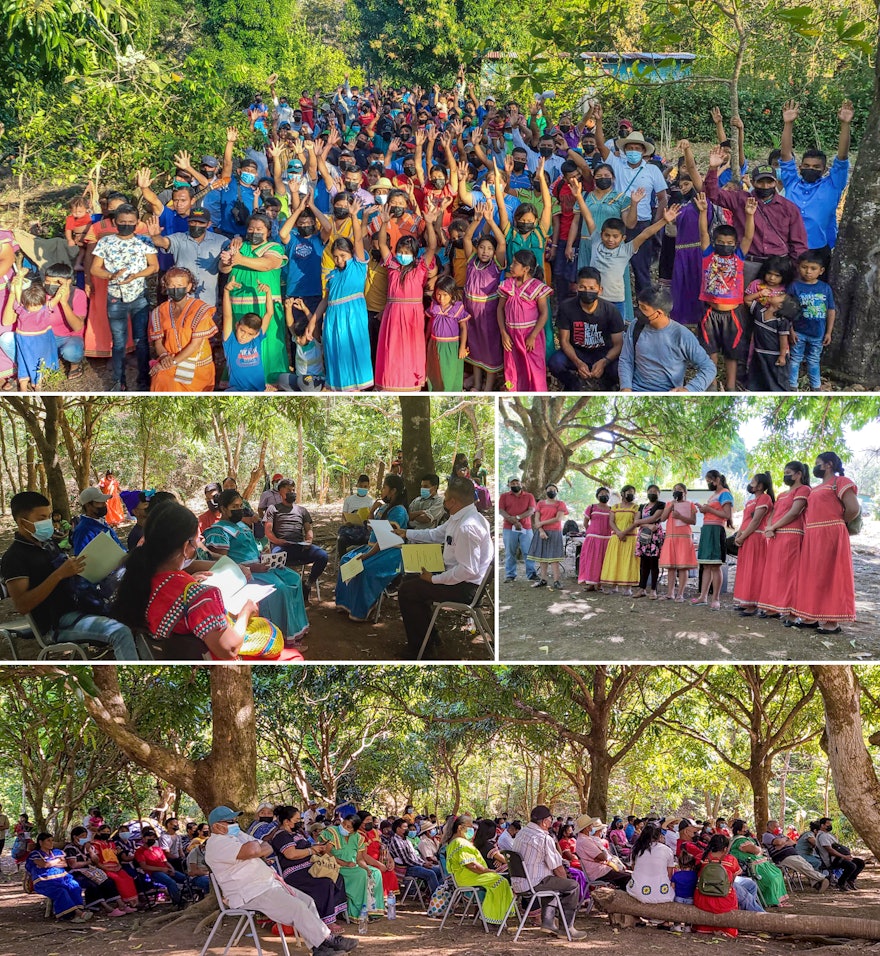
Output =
[
  {"x1": 207, "y1": 556, "x2": 275, "y2": 613},
  {"x1": 222, "y1": 583, "x2": 276, "y2": 615},
  {"x1": 78, "y1": 532, "x2": 126, "y2": 583},
  {"x1": 368, "y1": 519, "x2": 404, "y2": 551}
]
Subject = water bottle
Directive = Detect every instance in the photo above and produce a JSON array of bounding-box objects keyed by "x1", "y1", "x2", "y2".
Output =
[
  {"x1": 387, "y1": 892, "x2": 396, "y2": 920},
  {"x1": 358, "y1": 904, "x2": 368, "y2": 935}
]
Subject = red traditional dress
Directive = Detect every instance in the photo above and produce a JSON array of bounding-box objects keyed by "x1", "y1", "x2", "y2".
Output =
[
  {"x1": 374, "y1": 256, "x2": 430, "y2": 391},
  {"x1": 578, "y1": 504, "x2": 613, "y2": 585},
  {"x1": 791, "y1": 477, "x2": 858, "y2": 623},
  {"x1": 99, "y1": 473, "x2": 125, "y2": 527},
  {"x1": 146, "y1": 571, "x2": 229, "y2": 659},
  {"x1": 362, "y1": 828, "x2": 400, "y2": 897},
  {"x1": 693, "y1": 854, "x2": 740, "y2": 937},
  {"x1": 499, "y1": 275, "x2": 551, "y2": 392},
  {"x1": 148, "y1": 298, "x2": 217, "y2": 392},
  {"x1": 732, "y1": 492, "x2": 772, "y2": 606},
  {"x1": 757, "y1": 485, "x2": 811, "y2": 616},
  {"x1": 658, "y1": 501, "x2": 698, "y2": 569}
]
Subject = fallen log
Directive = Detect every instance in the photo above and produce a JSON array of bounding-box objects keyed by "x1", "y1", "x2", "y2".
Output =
[{"x1": 591, "y1": 887, "x2": 880, "y2": 940}]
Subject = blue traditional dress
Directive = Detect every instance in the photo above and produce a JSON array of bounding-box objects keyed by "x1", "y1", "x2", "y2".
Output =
[
  {"x1": 323, "y1": 255, "x2": 373, "y2": 391},
  {"x1": 26, "y1": 847, "x2": 84, "y2": 917}
]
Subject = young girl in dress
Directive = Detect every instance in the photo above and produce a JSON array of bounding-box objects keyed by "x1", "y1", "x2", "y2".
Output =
[
  {"x1": 599, "y1": 485, "x2": 640, "y2": 594},
  {"x1": 426, "y1": 275, "x2": 470, "y2": 391},
  {"x1": 657, "y1": 483, "x2": 698, "y2": 601},
  {"x1": 497, "y1": 250, "x2": 552, "y2": 392},
  {"x1": 631, "y1": 484, "x2": 666, "y2": 599},
  {"x1": 463, "y1": 203, "x2": 507, "y2": 391},
  {"x1": 578, "y1": 487, "x2": 613, "y2": 591},
  {"x1": 743, "y1": 256, "x2": 792, "y2": 309},
  {"x1": 528, "y1": 483, "x2": 569, "y2": 590},
  {"x1": 2, "y1": 274, "x2": 58, "y2": 390}
]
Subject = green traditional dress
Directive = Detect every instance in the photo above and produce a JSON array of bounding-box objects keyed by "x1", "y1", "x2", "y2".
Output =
[
  {"x1": 446, "y1": 836, "x2": 514, "y2": 925},
  {"x1": 228, "y1": 239, "x2": 289, "y2": 385},
  {"x1": 322, "y1": 826, "x2": 385, "y2": 919},
  {"x1": 729, "y1": 835, "x2": 788, "y2": 907}
]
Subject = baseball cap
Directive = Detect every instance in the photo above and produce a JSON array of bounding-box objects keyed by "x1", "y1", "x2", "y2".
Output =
[
  {"x1": 752, "y1": 164, "x2": 778, "y2": 182},
  {"x1": 201, "y1": 155, "x2": 219, "y2": 168},
  {"x1": 530, "y1": 805, "x2": 553, "y2": 823},
  {"x1": 189, "y1": 207, "x2": 211, "y2": 223},
  {"x1": 79, "y1": 487, "x2": 111, "y2": 505},
  {"x1": 208, "y1": 806, "x2": 242, "y2": 826}
]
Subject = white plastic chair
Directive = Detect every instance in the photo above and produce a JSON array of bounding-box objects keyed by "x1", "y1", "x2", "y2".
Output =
[
  {"x1": 416, "y1": 561, "x2": 495, "y2": 660},
  {"x1": 200, "y1": 873, "x2": 292, "y2": 956},
  {"x1": 438, "y1": 870, "x2": 489, "y2": 934}
]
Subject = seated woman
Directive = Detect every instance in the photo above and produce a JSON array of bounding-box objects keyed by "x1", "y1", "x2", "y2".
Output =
[
  {"x1": 359, "y1": 811, "x2": 399, "y2": 898},
  {"x1": 112, "y1": 501, "x2": 300, "y2": 661},
  {"x1": 729, "y1": 819, "x2": 789, "y2": 908},
  {"x1": 556, "y1": 823, "x2": 590, "y2": 903},
  {"x1": 270, "y1": 806, "x2": 348, "y2": 928},
  {"x1": 473, "y1": 818, "x2": 507, "y2": 871},
  {"x1": 64, "y1": 827, "x2": 128, "y2": 916},
  {"x1": 335, "y1": 475, "x2": 409, "y2": 622},
  {"x1": 87, "y1": 824, "x2": 140, "y2": 911},
  {"x1": 443, "y1": 813, "x2": 514, "y2": 928},
  {"x1": 203, "y1": 489, "x2": 309, "y2": 647},
  {"x1": 626, "y1": 822, "x2": 675, "y2": 905},
  {"x1": 321, "y1": 814, "x2": 385, "y2": 919},
  {"x1": 608, "y1": 817, "x2": 632, "y2": 860},
  {"x1": 574, "y1": 816, "x2": 631, "y2": 888},
  {"x1": 26, "y1": 832, "x2": 92, "y2": 923}
]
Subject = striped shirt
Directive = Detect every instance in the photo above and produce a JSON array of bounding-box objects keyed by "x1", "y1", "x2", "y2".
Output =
[{"x1": 510, "y1": 822, "x2": 563, "y2": 893}]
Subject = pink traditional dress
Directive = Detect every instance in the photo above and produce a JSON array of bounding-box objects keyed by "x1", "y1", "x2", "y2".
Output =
[
  {"x1": 375, "y1": 255, "x2": 430, "y2": 390},
  {"x1": 498, "y1": 275, "x2": 551, "y2": 391},
  {"x1": 791, "y1": 477, "x2": 858, "y2": 623},
  {"x1": 757, "y1": 485, "x2": 811, "y2": 616},
  {"x1": 463, "y1": 255, "x2": 504, "y2": 373},
  {"x1": 578, "y1": 504, "x2": 613, "y2": 585},
  {"x1": 732, "y1": 492, "x2": 772, "y2": 606}
]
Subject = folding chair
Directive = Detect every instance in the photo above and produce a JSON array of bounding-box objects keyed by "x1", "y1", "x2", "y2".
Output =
[
  {"x1": 25, "y1": 612, "x2": 113, "y2": 661},
  {"x1": 779, "y1": 861, "x2": 806, "y2": 892},
  {"x1": 437, "y1": 870, "x2": 489, "y2": 934},
  {"x1": 416, "y1": 561, "x2": 495, "y2": 661},
  {"x1": 200, "y1": 874, "x2": 292, "y2": 956},
  {"x1": 396, "y1": 870, "x2": 427, "y2": 908},
  {"x1": 498, "y1": 850, "x2": 573, "y2": 942}
]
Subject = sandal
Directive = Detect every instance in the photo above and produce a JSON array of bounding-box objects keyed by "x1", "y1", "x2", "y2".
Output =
[{"x1": 817, "y1": 625, "x2": 842, "y2": 634}]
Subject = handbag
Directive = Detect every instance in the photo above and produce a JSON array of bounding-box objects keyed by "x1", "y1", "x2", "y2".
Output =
[
  {"x1": 308, "y1": 853, "x2": 341, "y2": 881},
  {"x1": 426, "y1": 880, "x2": 454, "y2": 918},
  {"x1": 725, "y1": 534, "x2": 739, "y2": 557},
  {"x1": 79, "y1": 864, "x2": 109, "y2": 885},
  {"x1": 231, "y1": 613, "x2": 284, "y2": 660}
]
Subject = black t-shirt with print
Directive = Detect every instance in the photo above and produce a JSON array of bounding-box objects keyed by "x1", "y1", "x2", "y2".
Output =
[{"x1": 555, "y1": 296, "x2": 625, "y2": 360}]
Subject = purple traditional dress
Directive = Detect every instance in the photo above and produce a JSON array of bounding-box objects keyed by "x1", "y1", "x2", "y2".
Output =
[
  {"x1": 671, "y1": 200, "x2": 714, "y2": 327},
  {"x1": 463, "y1": 255, "x2": 504, "y2": 374}
]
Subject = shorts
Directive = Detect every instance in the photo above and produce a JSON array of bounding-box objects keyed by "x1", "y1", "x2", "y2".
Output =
[{"x1": 699, "y1": 305, "x2": 746, "y2": 360}]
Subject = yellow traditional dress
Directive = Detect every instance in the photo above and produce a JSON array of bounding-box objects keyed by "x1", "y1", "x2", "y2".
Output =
[{"x1": 599, "y1": 503, "x2": 639, "y2": 587}]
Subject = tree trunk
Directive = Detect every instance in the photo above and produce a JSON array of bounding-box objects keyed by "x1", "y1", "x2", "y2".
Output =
[
  {"x1": 778, "y1": 750, "x2": 791, "y2": 826},
  {"x1": 592, "y1": 887, "x2": 880, "y2": 939},
  {"x1": 400, "y1": 396, "x2": 435, "y2": 494},
  {"x1": 586, "y1": 742, "x2": 612, "y2": 820},
  {"x1": 812, "y1": 666, "x2": 880, "y2": 859},
  {"x1": 749, "y1": 761, "x2": 772, "y2": 835},
  {"x1": 512, "y1": 397, "x2": 572, "y2": 490},
  {"x1": 7, "y1": 397, "x2": 71, "y2": 518},
  {"x1": 827, "y1": 37, "x2": 880, "y2": 386}
]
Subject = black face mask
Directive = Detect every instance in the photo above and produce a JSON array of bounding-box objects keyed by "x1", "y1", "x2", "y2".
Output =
[
  {"x1": 594, "y1": 178, "x2": 613, "y2": 190},
  {"x1": 97, "y1": 832, "x2": 111, "y2": 840},
  {"x1": 782, "y1": 475, "x2": 795, "y2": 487},
  {"x1": 707, "y1": 481, "x2": 716, "y2": 491},
  {"x1": 344, "y1": 181, "x2": 359, "y2": 193},
  {"x1": 647, "y1": 492, "x2": 658, "y2": 502},
  {"x1": 388, "y1": 206, "x2": 405, "y2": 218},
  {"x1": 144, "y1": 838, "x2": 156, "y2": 845},
  {"x1": 167, "y1": 287, "x2": 188, "y2": 302},
  {"x1": 298, "y1": 223, "x2": 316, "y2": 237},
  {"x1": 94, "y1": 505, "x2": 108, "y2": 519},
  {"x1": 623, "y1": 492, "x2": 635, "y2": 502},
  {"x1": 672, "y1": 490, "x2": 684, "y2": 501},
  {"x1": 582, "y1": 144, "x2": 596, "y2": 154},
  {"x1": 800, "y1": 168, "x2": 822, "y2": 184},
  {"x1": 597, "y1": 495, "x2": 610, "y2": 503},
  {"x1": 363, "y1": 822, "x2": 374, "y2": 831},
  {"x1": 44, "y1": 283, "x2": 61, "y2": 296},
  {"x1": 510, "y1": 485, "x2": 521, "y2": 494},
  {"x1": 516, "y1": 221, "x2": 536, "y2": 234},
  {"x1": 209, "y1": 496, "x2": 220, "y2": 510},
  {"x1": 813, "y1": 464, "x2": 825, "y2": 478},
  {"x1": 229, "y1": 508, "x2": 244, "y2": 522},
  {"x1": 512, "y1": 161, "x2": 526, "y2": 173},
  {"x1": 754, "y1": 185, "x2": 776, "y2": 200},
  {"x1": 539, "y1": 146, "x2": 554, "y2": 157},
  {"x1": 546, "y1": 490, "x2": 557, "y2": 499},
  {"x1": 578, "y1": 291, "x2": 599, "y2": 305},
  {"x1": 403, "y1": 166, "x2": 417, "y2": 177},
  {"x1": 245, "y1": 231, "x2": 265, "y2": 244},
  {"x1": 189, "y1": 225, "x2": 207, "y2": 239},
  {"x1": 333, "y1": 207, "x2": 349, "y2": 219},
  {"x1": 714, "y1": 244, "x2": 736, "y2": 257},
  {"x1": 116, "y1": 223, "x2": 136, "y2": 237},
  {"x1": 746, "y1": 484, "x2": 756, "y2": 494},
  {"x1": 285, "y1": 492, "x2": 297, "y2": 503},
  {"x1": 430, "y1": 178, "x2": 445, "y2": 189}
]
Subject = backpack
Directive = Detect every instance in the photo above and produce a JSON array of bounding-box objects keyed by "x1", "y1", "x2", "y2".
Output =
[
  {"x1": 230, "y1": 180, "x2": 251, "y2": 227},
  {"x1": 696, "y1": 859, "x2": 730, "y2": 897}
]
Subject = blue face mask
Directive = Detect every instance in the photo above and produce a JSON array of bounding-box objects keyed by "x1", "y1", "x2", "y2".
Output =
[
  {"x1": 226, "y1": 823, "x2": 240, "y2": 837},
  {"x1": 503, "y1": 132, "x2": 513, "y2": 141},
  {"x1": 396, "y1": 252, "x2": 414, "y2": 266},
  {"x1": 356, "y1": 488, "x2": 368, "y2": 496},
  {"x1": 625, "y1": 150, "x2": 643, "y2": 165},
  {"x1": 240, "y1": 171, "x2": 257, "y2": 185},
  {"x1": 27, "y1": 518, "x2": 55, "y2": 542},
  {"x1": 465, "y1": 827, "x2": 475, "y2": 840},
  {"x1": 77, "y1": 837, "x2": 89, "y2": 846},
  {"x1": 420, "y1": 488, "x2": 431, "y2": 498}
]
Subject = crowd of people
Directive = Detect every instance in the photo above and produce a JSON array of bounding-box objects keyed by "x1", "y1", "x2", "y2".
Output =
[
  {"x1": 500, "y1": 451, "x2": 860, "y2": 633},
  {"x1": 0, "y1": 457, "x2": 493, "y2": 661},
  {"x1": 0, "y1": 76, "x2": 855, "y2": 393}
]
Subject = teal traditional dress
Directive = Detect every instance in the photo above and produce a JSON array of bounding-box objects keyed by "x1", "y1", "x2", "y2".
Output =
[
  {"x1": 446, "y1": 836, "x2": 514, "y2": 925},
  {"x1": 323, "y1": 255, "x2": 374, "y2": 391},
  {"x1": 322, "y1": 826, "x2": 384, "y2": 919},
  {"x1": 203, "y1": 519, "x2": 308, "y2": 641},
  {"x1": 335, "y1": 503, "x2": 408, "y2": 621}
]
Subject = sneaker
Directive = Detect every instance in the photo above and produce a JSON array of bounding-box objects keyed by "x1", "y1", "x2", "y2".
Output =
[
  {"x1": 327, "y1": 935, "x2": 359, "y2": 952},
  {"x1": 110, "y1": 380, "x2": 128, "y2": 392},
  {"x1": 550, "y1": 581, "x2": 563, "y2": 590},
  {"x1": 504, "y1": 577, "x2": 516, "y2": 582},
  {"x1": 531, "y1": 579, "x2": 547, "y2": 588}
]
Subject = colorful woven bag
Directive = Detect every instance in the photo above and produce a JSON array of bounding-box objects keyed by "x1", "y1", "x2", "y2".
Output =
[{"x1": 229, "y1": 613, "x2": 284, "y2": 659}]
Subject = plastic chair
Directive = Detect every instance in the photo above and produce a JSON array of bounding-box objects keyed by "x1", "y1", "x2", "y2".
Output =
[
  {"x1": 415, "y1": 561, "x2": 495, "y2": 660},
  {"x1": 498, "y1": 849, "x2": 573, "y2": 941},
  {"x1": 200, "y1": 874, "x2": 292, "y2": 956},
  {"x1": 437, "y1": 870, "x2": 489, "y2": 934}
]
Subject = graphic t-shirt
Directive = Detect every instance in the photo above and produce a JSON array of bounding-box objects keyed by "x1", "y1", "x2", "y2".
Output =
[
  {"x1": 789, "y1": 280, "x2": 835, "y2": 339},
  {"x1": 555, "y1": 296, "x2": 624, "y2": 358},
  {"x1": 700, "y1": 246, "x2": 745, "y2": 308},
  {"x1": 224, "y1": 330, "x2": 266, "y2": 391}
]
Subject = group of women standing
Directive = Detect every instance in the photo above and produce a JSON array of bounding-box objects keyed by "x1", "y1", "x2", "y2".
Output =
[{"x1": 572, "y1": 452, "x2": 858, "y2": 632}]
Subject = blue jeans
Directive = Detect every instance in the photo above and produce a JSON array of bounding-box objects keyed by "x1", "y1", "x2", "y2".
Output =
[
  {"x1": 190, "y1": 874, "x2": 211, "y2": 894},
  {"x1": 0, "y1": 331, "x2": 83, "y2": 366},
  {"x1": 107, "y1": 293, "x2": 150, "y2": 385},
  {"x1": 274, "y1": 543, "x2": 328, "y2": 583},
  {"x1": 788, "y1": 332, "x2": 823, "y2": 389},
  {"x1": 405, "y1": 863, "x2": 443, "y2": 894},
  {"x1": 146, "y1": 870, "x2": 182, "y2": 903},
  {"x1": 56, "y1": 611, "x2": 138, "y2": 660},
  {"x1": 734, "y1": 875, "x2": 764, "y2": 912},
  {"x1": 503, "y1": 527, "x2": 538, "y2": 580}
]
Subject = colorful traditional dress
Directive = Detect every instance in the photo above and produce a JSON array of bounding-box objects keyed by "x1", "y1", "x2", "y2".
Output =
[
  {"x1": 527, "y1": 498, "x2": 568, "y2": 565},
  {"x1": 578, "y1": 504, "x2": 613, "y2": 585},
  {"x1": 335, "y1": 503, "x2": 408, "y2": 620},
  {"x1": 791, "y1": 477, "x2": 858, "y2": 623},
  {"x1": 658, "y1": 502, "x2": 698, "y2": 569},
  {"x1": 729, "y1": 836, "x2": 788, "y2": 908},
  {"x1": 270, "y1": 829, "x2": 348, "y2": 925},
  {"x1": 599, "y1": 504, "x2": 639, "y2": 587},
  {"x1": 25, "y1": 848, "x2": 83, "y2": 918},
  {"x1": 148, "y1": 297, "x2": 217, "y2": 392},
  {"x1": 323, "y1": 255, "x2": 373, "y2": 391},
  {"x1": 732, "y1": 492, "x2": 772, "y2": 606},
  {"x1": 446, "y1": 836, "x2": 514, "y2": 925},
  {"x1": 203, "y1": 519, "x2": 308, "y2": 641},
  {"x1": 228, "y1": 240, "x2": 288, "y2": 385},
  {"x1": 463, "y1": 256, "x2": 503, "y2": 373},
  {"x1": 697, "y1": 489, "x2": 734, "y2": 565},
  {"x1": 98, "y1": 473, "x2": 125, "y2": 527},
  {"x1": 146, "y1": 571, "x2": 228, "y2": 659},
  {"x1": 757, "y1": 486, "x2": 811, "y2": 616},
  {"x1": 671, "y1": 200, "x2": 714, "y2": 327},
  {"x1": 426, "y1": 300, "x2": 469, "y2": 391},
  {"x1": 362, "y1": 828, "x2": 400, "y2": 896},
  {"x1": 375, "y1": 255, "x2": 429, "y2": 391},
  {"x1": 498, "y1": 275, "x2": 551, "y2": 391},
  {"x1": 321, "y1": 826, "x2": 384, "y2": 919},
  {"x1": 693, "y1": 854, "x2": 740, "y2": 937}
]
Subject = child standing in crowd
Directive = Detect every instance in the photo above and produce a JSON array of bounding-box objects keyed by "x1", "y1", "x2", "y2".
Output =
[
  {"x1": 788, "y1": 252, "x2": 836, "y2": 390},
  {"x1": 426, "y1": 275, "x2": 470, "y2": 392},
  {"x1": 599, "y1": 485, "x2": 640, "y2": 594},
  {"x1": 528, "y1": 484, "x2": 569, "y2": 590},
  {"x1": 658, "y1": 485, "x2": 698, "y2": 601},
  {"x1": 2, "y1": 275, "x2": 58, "y2": 390},
  {"x1": 746, "y1": 293, "x2": 798, "y2": 391},
  {"x1": 497, "y1": 250, "x2": 552, "y2": 391},
  {"x1": 743, "y1": 256, "x2": 792, "y2": 310},
  {"x1": 463, "y1": 203, "x2": 507, "y2": 391},
  {"x1": 222, "y1": 279, "x2": 273, "y2": 392},
  {"x1": 578, "y1": 487, "x2": 613, "y2": 591}
]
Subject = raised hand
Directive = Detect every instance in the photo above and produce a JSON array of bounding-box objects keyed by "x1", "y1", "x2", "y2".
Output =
[
  {"x1": 457, "y1": 159, "x2": 470, "y2": 180},
  {"x1": 414, "y1": 129, "x2": 426, "y2": 147},
  {"x1": 135, "y1": 167, "x2": 153, "y2": 189},
  {"x1": 568, "y1": 177, "x2": 583, "y2": 198},
  {"x1": 677, "y1": 139, "x2": 692, "y2": 154},
  {"x1": 839, "y1": 99, "x2": 854, "y2": 124},
  {"x1": 782, "y1": 99, "x2": 799, "y2": 123},
  {"x1": 449, "y1": 118, "x2": 463, "y2": 138},
  {"x1": 470, "y1": 127, "x2": 483, "y2": 146},
  {"x1": 173, "y1": 150, "x2": 192, "y2": 171},
  {"x1": 693, "y1": 191, "x2": 708, "y2": 212},
  {"x1": 731, "y1": 115, "x2": 744, "y2": 131},
  {"x1": 144, "y1": 215, "x2": 161, "y2": 237},
  {"x1": 225, "y1": 277, "x2": 241, "y2": 292},
  {"x1": 709, "y1": 106, "x2": 722, "y2": 124},
  {"x1": 481, "y1": 200, "x2": 494, "y2": 221},
  {"x1": 422, "y1": 203, "x2": 441, "y2": 224},
  {"x1": 587, "y1": 101, "x2": 602, "y2": 122},
  {"x1": 708, "y1": 145, "x2": 725, "y2": 168},
  {"x1": 348, "y1": 195, "x2": 364, "y2": 217},
  {"x1": 631, "y1": 186, "x2": 646, "y2": 204},
  {"x1": 536, "y1": 156, "x2": 546, "y2": 179},
  {"x1": 662, "y1": 203, "x2": 682, "y2": 223},
  {"x1": 389, "y1": 136, "x2": 402, "y2": 153},
  {"x1": 744, "y1": 195, "x2": 758, "y2": 216},
  {"x1": 226, "y1": 127, "x2": 239, "y2": 143}
]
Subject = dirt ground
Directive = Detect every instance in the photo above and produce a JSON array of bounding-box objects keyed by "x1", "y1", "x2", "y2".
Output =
[
  {"x1": 0, "y1": 505, "x2": 495, "y2": 663},
  {"x1": 1, "y1": 865, "x2": 879, "y2": 956},
  {"x1": 498, "y1": 520, "x2": 880, "y2": 662}
]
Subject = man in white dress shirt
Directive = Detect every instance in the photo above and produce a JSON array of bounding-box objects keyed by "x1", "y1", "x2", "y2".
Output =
[{"x1": 395, "y1": 476, "x2": 492, "y2": 656}]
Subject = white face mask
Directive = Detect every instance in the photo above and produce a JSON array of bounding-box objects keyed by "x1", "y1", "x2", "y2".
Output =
[{"x1": 375, "y1": 194, "x2": 388, "y2": 204}]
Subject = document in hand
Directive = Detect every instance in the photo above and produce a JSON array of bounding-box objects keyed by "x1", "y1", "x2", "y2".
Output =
[
  {"x1": 344, "y1": 507, "x2": 371, "y2": 525},
  {"x1": 207, "y1": 556, "x2": 275, "y2": 614},
  {"x1": 340, "y1": 556, "x2": 364, "y2": 582},
  {"x1": 78, "y1": 532, "x2": 126, "y2": 583},
  {"x1": 401, "y1": 543, "x2": 445, "y2": 573},
  {"x1": 367, "y1": 519, "x2": 404, "y2": 551}
]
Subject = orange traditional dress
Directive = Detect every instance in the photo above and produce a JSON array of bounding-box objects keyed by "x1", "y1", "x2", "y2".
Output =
[
  {"x1": 658, "y1": 501, "x2": 698, "y2": 569},
  {"x1": 148, "y1": 297, "x2": 217, "y2": 392},
  {"x1": 732, "y1": 492, "x2": 772, "y2": 606},
  {"x1": 98, "y1": 473, "x2": 125, "y2": 527},
  {"x1": 757, "y1": 485, "x2": 811, "y2": 616},
  {"x1": 83, "y1": 218, "x2": 139, "y2": 358}
]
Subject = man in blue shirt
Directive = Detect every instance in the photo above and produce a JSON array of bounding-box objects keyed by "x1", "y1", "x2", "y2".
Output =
[
  {"x1": 71, "y1": 487, "x2": 124, "y2": 555},
  {"x1": 778, "y1": 99, "x2": 853, "y2": 257},
  {"x1": 619, "y1": 286, "x2": 717, "y2": 392},
  {"x1": 208, "y1": 128, "x2": 259, "y2": 237}
]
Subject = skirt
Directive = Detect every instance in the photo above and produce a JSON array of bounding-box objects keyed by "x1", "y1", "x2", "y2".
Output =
[
  {"x1": 658, "y1": 532, "x2": 697, "y2": 569},
  {"x1": 697, "y1": 525, "x2": 727, "y2": 565},
  {"x1": 426, "y1": 337, "x2": 464, "y2": 391},
  {"x1": 528, "y1": 530, "x2": 564, "y2": 563}
]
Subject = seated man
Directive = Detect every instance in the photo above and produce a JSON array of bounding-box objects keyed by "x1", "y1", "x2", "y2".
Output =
[
  {"x1": 0, "y1": 492, "x2": 137, "y2": 659},
  {"x1": 134, "y1": 826, "x2": 186, "y2": 906},
  {"x1": 396, "y1": 477, "x2": 493, "y2": 656},
  {"x1": 198, "y1": 482, "x2": 223, "y2": 535},
  {"x1": 815, "y1": 817, "x2": 866, "y2": 891},
  {"x1": 71, "y1": 487, "x2": 124, "y2": 554},
  {"x1": 498, "y1": 820, "x2": 521, "y2": 853},
  {"x1": 185, "y1": 836, "x2": 211, "y2": 896},
  {"x1": 407, "y1": 473, "x2": 445, "y2": 529},
  {"x1": 388, "y1": 817, "x2": 443, "y2": 893},
  {"x1": 337, "y1": 474, "x2": 373, "y2": 556},
  {"x1": 204, "y1": 805, "x2": 356, "y2": 956},
  {"x1": 510, "y1": 806, "x2": 586, "y2": 939},
  {"x1": 264, "y1": 479, "x2": 327, "y2": 602},
  {"x1": 761, "y1": 819, "x2": 828, "y2": 891}
]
